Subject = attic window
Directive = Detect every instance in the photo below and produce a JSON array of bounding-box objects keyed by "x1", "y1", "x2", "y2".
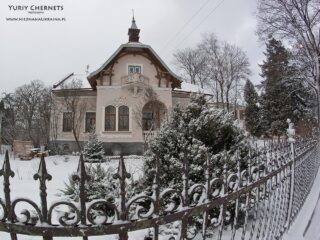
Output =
[{"x1": 128, "y1": 65, "x2": 141, "y2": 74}]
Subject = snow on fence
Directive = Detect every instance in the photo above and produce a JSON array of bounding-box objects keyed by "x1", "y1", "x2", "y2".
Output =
[{"x1": 0, "y1": 123, "x2": 319, "y2": 240}]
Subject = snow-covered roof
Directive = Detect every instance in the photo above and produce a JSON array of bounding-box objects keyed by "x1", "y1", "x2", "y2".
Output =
[
  {"x1": 53, "y1": 73, "x2": 92, "y2": 90},
  {"x1": 174, "y1": 82, "x2": 212, "y2": 95}
]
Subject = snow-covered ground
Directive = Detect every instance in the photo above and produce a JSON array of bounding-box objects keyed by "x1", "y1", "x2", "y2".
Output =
[
  {"x1": 283, "y1": 163, "x2": 320, "y2": 240},
  {"x1": 1, "y1": 152, "x2": 320, "y2": 240},
  {"x1": 0, "y1": 154, "x2": 147, "y2": 240}
]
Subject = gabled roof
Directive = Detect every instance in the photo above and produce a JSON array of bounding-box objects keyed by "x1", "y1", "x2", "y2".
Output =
[
  {"x1": 52, "y1": 73, "x2": 92, "y2": 91},
  {"x1": 87, "y1": 42, "x2": 182, "y2": 89}
]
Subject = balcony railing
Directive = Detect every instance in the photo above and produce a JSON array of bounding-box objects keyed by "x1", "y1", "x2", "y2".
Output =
[
  {"x1": 121, "y1": 73, "x2": 149, "y2": 85},
  {"x1": 143, "y1": 130, "x2": 158, "y2": 141}
]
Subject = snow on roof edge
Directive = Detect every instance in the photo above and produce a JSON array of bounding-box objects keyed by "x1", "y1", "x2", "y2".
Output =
[
  {"x1": 174, "y1": 82, "x2": 212, "y2": 95},
  {"x1": 53, "y1": 73, "x2": 92, "y2": 90}
]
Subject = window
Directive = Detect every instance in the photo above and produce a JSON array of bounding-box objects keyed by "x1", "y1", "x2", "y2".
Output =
[
  {"x1": 105, "y1": 106, "x2": 116, "y2": 131},
  {"x1": 118, "y1": 106, "x2": 129, "y2": 131},
  {"x1": 142, "y1": 111, "x2": 154, "y2": 131},
  {"x1": 85, "y1": 112, "x2": 96, "y2": 132},
  {"x1": 142, "y1": 101, "x2": 167, "y2": 131},
  {"x1": 128, "y1": 65, "x2": 141, "y2": 74},
  {"x1": 239, "y1": 110, "x2": 245, "y2": 120},
  {"x1": 62, "y1": 112, "x2": 72, "y2": 132}
]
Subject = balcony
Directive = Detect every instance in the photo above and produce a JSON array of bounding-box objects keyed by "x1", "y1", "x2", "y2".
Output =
[{"x1": 121, "y1": 73, "x2": 149, "y2": 85}]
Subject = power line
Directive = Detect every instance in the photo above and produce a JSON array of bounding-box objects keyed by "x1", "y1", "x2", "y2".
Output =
[
  {"x1": 160, "y1": 0, "x2": 212, "y2": 52},
  {"x1": 165, "y1": 0, "x2": 227, "y2": 56}
]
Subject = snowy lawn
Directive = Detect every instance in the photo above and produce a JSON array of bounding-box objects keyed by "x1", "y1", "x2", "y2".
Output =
[{"x1": 0, "y1": 154, "x2": 148, "y2": 240}]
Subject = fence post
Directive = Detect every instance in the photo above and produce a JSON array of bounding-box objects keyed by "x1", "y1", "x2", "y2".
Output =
[
  {"x1": 72, "y1": 154, "x2": 90, "y2": 240},
  {"x1": 285, "y1": 119, "x2": 296, "y2": 229},
  {"x1": 33, "y1": 154, "x2": 53, "y2": 240},
  {"x1": 114, "y1": 155, "x2": 130, "y2": 240},
  {"x1": 0, "y1": 151, "x2": 17, "y2": 240}
]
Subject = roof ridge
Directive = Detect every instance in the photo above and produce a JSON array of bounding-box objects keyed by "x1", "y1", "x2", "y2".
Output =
[{"x1": 53, "y1": 72, "x2": 74, "y2": 88}]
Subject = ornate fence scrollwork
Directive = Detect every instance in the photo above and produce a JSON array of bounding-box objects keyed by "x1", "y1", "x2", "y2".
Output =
[{"x1": 0, "y1": 120, "x2": 319, "y2": 240}]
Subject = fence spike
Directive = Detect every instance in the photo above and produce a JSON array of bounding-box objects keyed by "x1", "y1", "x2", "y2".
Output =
[
  {"x1": 114, "y1": 155, "x2": 129, "y2": 240},
  {"x1": 0, "y1": 150, "x2": 15, "y2": 221},
  {"x1": 152, "y1": 156, "x2": 160, "y2": 240},
  {"x1": 0, "y1": 151, "x2": 17, "y2": 240},
  {"x1": 33, "y1": 154, "x2": 52, "y2": 223},
  {"x1": 72, "y1": 154, "x2": 90, "y2": 232},
  {"x1": 202, "y1": 151, "x2": 211, "y2": 239},
  {"x1": 114, "y1": 155, "x2": 131, "y2": 181},
  {"x1": 0, "y1": 150, "x2": 15, "y2": 179},
  {"x1": 180, "y1": 154, "x2": 190, "y2": 239},
  {"x1": 73, "y1": 154, "x2": 90, "y2": 183}
]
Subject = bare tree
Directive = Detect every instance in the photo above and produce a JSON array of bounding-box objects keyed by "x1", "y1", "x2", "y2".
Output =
[
  {"x1": 60, "y1": 79, "x2": 87, "y2": 151},
  {"x1": 1, "y1": 81, "x2": 52, "y2": 149},
  {"x1": 173, "y1": 47, "x2": 209, "y2": 88},
  {"x1": 198, "y1": 33, "x2": 221, "y2": 103},
  {"x1": 200, "y1": 33, "x2": 251, "y2": 112},
  {"x1": 257, "y1": 0, "x2": 320, "y2": 122},
  {"x1": 50, "y1": 95, "x2": 60, "y2": 153},
  {"x1": 37, "y1": 87, "x2": 52, "y2": 146},
  {"x1": 0, "y1": 93, "x2": 17, "y2": 145},
  {"x1": 13, "y1": 80, "x2": 51, "y2": 146}
]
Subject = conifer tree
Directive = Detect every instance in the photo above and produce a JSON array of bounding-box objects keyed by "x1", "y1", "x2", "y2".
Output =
[
  {"x1": 260, "y1": 38, "x2": 294, "y2": 136},
  {"x1": 83, "y1": 130, "x2": 105, "y2": 162},
  {"x1": 143, "y1": 94, "x2": 249, "y2": 189},
  {"x1": 244, "y1": 80, "x2": 261, "y2": 137}
]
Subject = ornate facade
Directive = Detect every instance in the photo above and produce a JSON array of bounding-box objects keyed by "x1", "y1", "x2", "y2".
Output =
[{"x1": 51, "y1": 18, "x2": 204, "y2": 154}]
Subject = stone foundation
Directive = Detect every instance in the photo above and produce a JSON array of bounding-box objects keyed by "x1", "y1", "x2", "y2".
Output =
[{"x1": 51, "y1": 140, "x2": 144, "y2": 156}]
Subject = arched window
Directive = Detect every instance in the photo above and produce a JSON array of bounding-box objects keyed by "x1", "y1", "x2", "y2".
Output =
[
  {"x1": 105, "y1": 106, "x2": 116, "y2": 131},
  {"x1": 142, "y1": 101, "x2": 167, "y2": 131},
  {"x1": 118, "y1": 106, "x2": 129, "y2": 131}
]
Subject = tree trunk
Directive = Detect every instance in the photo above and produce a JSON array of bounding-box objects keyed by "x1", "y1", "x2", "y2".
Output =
[
  {"x1": 316, "y1": 57, "x2": 320, "y2": 127},
  {"x1": 73, "y1": 129, "x2": 82, "y2": 152},
  {"x1": 226, "y1": 89, "x2": 230, "y2": 113},
  {"x1": 215, "y1": 81, "x2": 219, "y2": 103},
  {"x1": 219, "y1": 82, "x2": 224, "y2": 111},
  {"x1": 316, "y1": 81, "x2": 320, "y2": 127}
]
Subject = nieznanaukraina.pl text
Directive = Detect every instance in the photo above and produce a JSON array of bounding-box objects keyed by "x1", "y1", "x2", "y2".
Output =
[{"x1": 6, "y1": 17, "x2": 66, "y2": 22}]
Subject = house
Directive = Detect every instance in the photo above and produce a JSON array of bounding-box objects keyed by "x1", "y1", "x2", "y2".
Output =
[{"x1": 51, "y1": 17, "x2": 211, "y2": 155}]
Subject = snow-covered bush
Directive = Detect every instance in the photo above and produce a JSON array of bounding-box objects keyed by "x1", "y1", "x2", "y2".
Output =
[
  {"x1": 83, "y1": 130, "x2": 105, "y2": 162},
  {"x1": 61, "y1": 164, "x2": 118, "y2": 202},
  {"x1": 143, "y1": 94, "x2": 250, "y2": 235},
  {"x1": 144, "y1": 94, "x2": 249, "y2": 189},
  {"x1": 61, "y1": 163, "x2": 137, "y2": 203}
]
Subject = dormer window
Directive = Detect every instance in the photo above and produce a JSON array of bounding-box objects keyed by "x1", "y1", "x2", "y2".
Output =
[{"x1": 128, "y1": 65, "x2": 142, "y2": 74}]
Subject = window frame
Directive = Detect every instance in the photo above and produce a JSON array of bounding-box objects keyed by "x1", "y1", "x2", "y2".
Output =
[
  {"x1": 85, "y1": 112, "x2": 96, "y2": 132},
  {"x1": 127, "y1": 64, "x2": 143, "y2": 75},
  {"x1": 62, "y1": 112, "x2": 72, "y2": 132},
  {"x1": 142, "y1": 111, "x2": 154, "y2": 131},
  {"x1": 118, "y1": 106, "x2": 129, "y2": 131},
  {"x1": 104, "y1": 106, "x2": 116, "y2": 131}
]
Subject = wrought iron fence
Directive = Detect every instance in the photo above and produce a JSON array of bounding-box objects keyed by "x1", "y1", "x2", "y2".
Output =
[{"x1": 0, "y1": 126, "x2": 319, "y2": 240}]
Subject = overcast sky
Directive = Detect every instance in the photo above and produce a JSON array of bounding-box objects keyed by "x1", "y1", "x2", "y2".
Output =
[{"x1": 0, "y1": 0, "x2": 265, "y2": 93}]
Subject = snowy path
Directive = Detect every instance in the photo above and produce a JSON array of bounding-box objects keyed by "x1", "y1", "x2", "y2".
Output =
[
  {"x1": 283, "y1": 162, "x2": 320, "y2": 240},
  {"x1": 303, "y1": 192, "x2": 320, "y2": 240}
]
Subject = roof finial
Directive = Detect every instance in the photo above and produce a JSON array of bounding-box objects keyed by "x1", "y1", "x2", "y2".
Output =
[
  {"x1": 128, "y1": 11, "x2": 140, "y2": 42},
  {"x1": 130, "y1": 9, "x2": 138, "y2": 29},
  {"x1": 85, "y1": 65, "x2": 90, "y2": 75}
]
